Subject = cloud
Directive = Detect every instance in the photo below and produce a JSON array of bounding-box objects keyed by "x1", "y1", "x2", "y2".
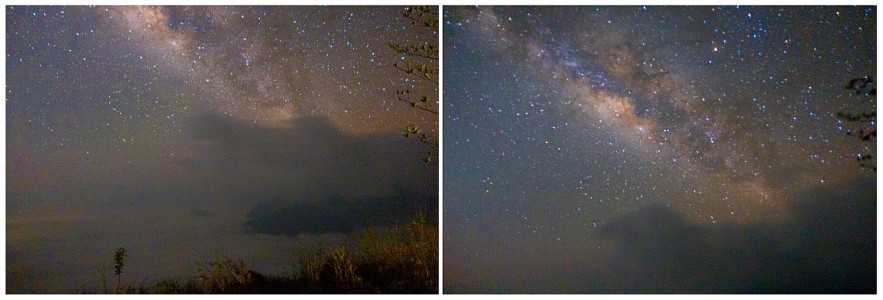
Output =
[
  {"x1": 590, "y1": 178, "x2": 875, "y2": 293},
  {"x1": 242, "y1": 195, "x2": 425, "y2": 235},
  {"x1": 189, "y1": 113, "x2": 437, "y2": 235},
  {"x1": 444, "y1": 176, "x2": 875, "y2": 293},
  {"x1": 6, "y1": 113, "x2": 437, "y2": 293}
]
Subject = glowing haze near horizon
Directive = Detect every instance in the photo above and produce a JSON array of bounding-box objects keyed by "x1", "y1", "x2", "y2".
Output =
[
  {"x1": 6, "y1": 6, "x2": 437, "y2": 293},
  {"x1": 443, "y1": 6, "x2": 875, "y2": 293}
]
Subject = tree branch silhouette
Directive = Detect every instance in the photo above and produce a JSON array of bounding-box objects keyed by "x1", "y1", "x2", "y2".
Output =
[
  {"x1": 838, "y1": 75, "x2": 876, "y2": 171},
  {"x1": 390, "y1": 6, "x2": 438, "y2": 164}
]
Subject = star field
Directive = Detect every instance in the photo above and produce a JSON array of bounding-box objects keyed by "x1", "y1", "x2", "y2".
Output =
[
  {"x1": 443, "y1": 6, "x2": 875, "y2": 293},
  {"x1": 7, "y1": 6, "x2": 436, "y2": 165},
  {"x1": 6, "y1": 6, "x2": 437, "y2": 293}
]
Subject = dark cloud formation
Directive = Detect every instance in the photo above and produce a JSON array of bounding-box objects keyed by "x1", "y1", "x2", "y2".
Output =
[
  {"x1": 587, "y1": 178, "x2": 875, "y2": 293},
  {"x1": 447, "y1": 178, "x2": 875, "y2": 293},
  {"x1": 243, "y1": 195, "x2": 425, "y2": 235},
  {"x1": 188, "y1": 114, "x2": 436, "y2": 235},
  {"x1": 6, "y1": 114, "x2": 437, "y2": 293},
  {"x1": 444, "y1": 6, "x2": 875, "y2": 293}
]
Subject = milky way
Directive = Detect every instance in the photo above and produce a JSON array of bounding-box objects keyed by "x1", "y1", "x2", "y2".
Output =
[
  {"x1": 444, "y1": 6, "x2": 875, "y2": 293},
  {"x1": 6, "y1": 6, "x2": 437, "y2": 293}
]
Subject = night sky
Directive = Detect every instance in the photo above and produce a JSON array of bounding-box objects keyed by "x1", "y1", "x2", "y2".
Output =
[
  {"x1": 444, "y1": 6, "x2": 875, "y2": 293},
  {"x1": 6, "y1": 6, "x2": 437, "y2": 293}
]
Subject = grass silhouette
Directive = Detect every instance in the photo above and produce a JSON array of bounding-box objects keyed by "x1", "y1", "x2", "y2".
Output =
[{"x1": 84, "y1": 214, "x2": 437, "y2": 294}]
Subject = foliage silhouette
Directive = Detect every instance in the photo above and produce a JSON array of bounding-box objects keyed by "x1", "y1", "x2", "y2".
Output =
[
  {"x1": 838, "y1": 75, "x2": 876, "y2": 171},
  {"x1": 86, "y1": 213, "x2": 437, "y2": 294},
  {"x1": 390, "y1": 6, "x2": 438, "y2": 164},
  {"x1": 113, "y1": 248, "x2": 126, "y2": 293}
]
